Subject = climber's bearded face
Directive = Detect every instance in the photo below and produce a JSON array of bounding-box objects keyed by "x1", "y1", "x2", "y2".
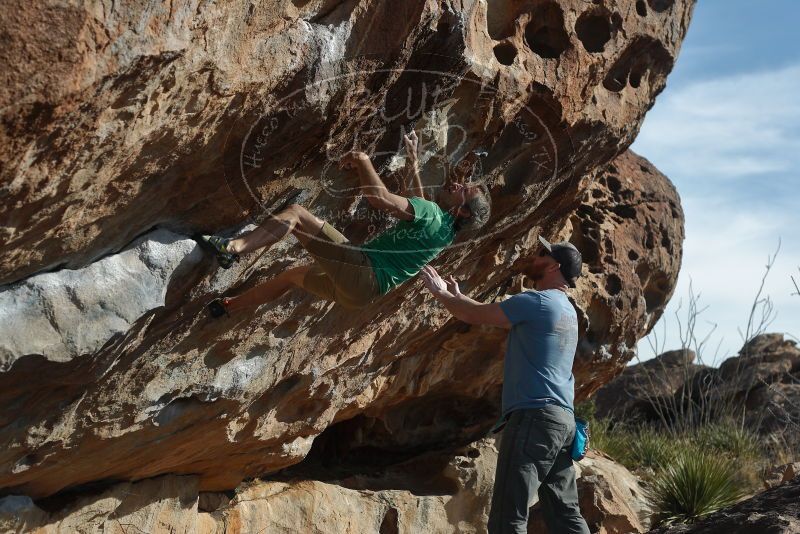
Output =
[
  {"x1": 436, "y1": 180, "x2": 465, "y2": 207},
  {"x1": 436, "y1": 181, "x2": 481, "y2": 211}
]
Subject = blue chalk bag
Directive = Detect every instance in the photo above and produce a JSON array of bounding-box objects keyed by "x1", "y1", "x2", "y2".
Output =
[{"x1": 571, "y1": 417, "x2": 589, "y2": 461}]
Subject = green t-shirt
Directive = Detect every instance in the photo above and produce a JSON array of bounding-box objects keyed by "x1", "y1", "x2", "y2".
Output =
[{"x1": 361, "y1": 197, "x2": 456, "y2": 295}]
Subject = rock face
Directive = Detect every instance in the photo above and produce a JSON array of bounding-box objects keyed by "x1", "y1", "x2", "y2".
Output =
[
  {"x1": 0, "y1": 476, "x2": 199, "y2": 534},
  {"x1": 0, "y1": 149, "x2": 685, "y2": 501},
  {"x1": 0, "y1": 0, "x2": 693, "y2": 285},
  {"x1": 593, "y1": 334, "x2": 800, "y2": 435},
  {"x1": 0, "y1": 436, "x2": 649, "y2": 534},
  {"x1": 0, "y1": 229, "x2": 203, "y2": 367},
  {"x1": 593, "y1": 348, "x2": 701, "y2": 420},
  {"x1": 567, "y1": 150, "x2": 685, "y2": 399},
  {"x1": 1, "y1": 0, "x2": 692, "y2": 512},
  {"x1": 650, "y1": 475, "x2": 800, "y2": 534}
]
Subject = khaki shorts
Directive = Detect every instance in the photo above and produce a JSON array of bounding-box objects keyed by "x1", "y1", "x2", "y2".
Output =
[{"x1": 302, "y1": 222, "x2": 381, "y2": 309}]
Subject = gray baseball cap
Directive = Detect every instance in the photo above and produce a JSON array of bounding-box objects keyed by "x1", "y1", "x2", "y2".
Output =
[{"x1": 538, "y1": 235, "x2": 582, "y2": 287}]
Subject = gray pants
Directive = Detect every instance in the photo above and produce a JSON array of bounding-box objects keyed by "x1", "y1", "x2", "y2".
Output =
[{"x1": 487, "y1": 405, "x2": 590, "y2": 534}]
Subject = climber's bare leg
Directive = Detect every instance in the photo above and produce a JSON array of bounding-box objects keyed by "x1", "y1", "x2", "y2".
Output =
[
  {"x1": 225, "y1": 265, "x2": 311, "y2": 313},
  {"x1": 226, "y1": 204, "x2": 324, "y2": 255}
]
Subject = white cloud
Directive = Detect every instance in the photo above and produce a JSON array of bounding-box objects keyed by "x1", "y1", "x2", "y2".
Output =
[
  {"x1": 634, "y1": 63, "x2": 800, "y2": 180},
  {"x1": 678, "y1": 201, "x2": 799, "y2": 306},
  {"x1": 632, "y1": 64, "x2": 800, "y2": 363}
]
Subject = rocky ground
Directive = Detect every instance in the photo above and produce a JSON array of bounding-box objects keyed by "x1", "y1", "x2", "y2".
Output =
[
  {"x1": 651, "y1": 474, "x2": 800, "y2": 534},
  {"x1": 0, "y1": 438, "x2": 650, "y2": 534},
  {"x1": 1, "y1": 0, "x2": 698, "y2": 532}
]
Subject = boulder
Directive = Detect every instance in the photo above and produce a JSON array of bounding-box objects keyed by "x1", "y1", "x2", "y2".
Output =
[
  {"x1": 593, "y1": 334, "x2": 800, "y2": 434},
  {"x1": 0, "y1": 435, "x2": 649, "y2": 533},
  {"x1": 0, "y1": 0, "x2": 694, "y2": 285},
  {"x1": 0, "y1": 475, "x2": 198, "y2": 534},
  {"x1": 594, "y1": 348, "x2": 701, "y2": 421},
  {"x1": 0, "y1": 495, "x2": 48, "y2": 534},
  {"x1": 568, "y1": 151, "x2": 685, "y2": 400},
  {"x1": 747, "y1": 383, "x2": 800, "y2": 435},
  {"x1": 0, "y1": 148, "x2": 685, "y2": 500},
  {"x1": 1, "y1": 0, "x2": 692, "y2": 505}
]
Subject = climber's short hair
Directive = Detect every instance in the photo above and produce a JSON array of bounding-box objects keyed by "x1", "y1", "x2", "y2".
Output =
[{"x1": 455, "y1": 183, "x2": 491, "y2": 232}]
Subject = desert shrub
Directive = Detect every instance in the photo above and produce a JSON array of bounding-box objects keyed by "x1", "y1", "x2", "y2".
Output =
[
  {"x1": 585, "y1": 416, "x2": 629, "y2": 460},
  {"x1": 763, "y1": 430, "x2": 800, "y2": 466},
  {"x1": 696, "y1": 421, "x2": 761, "y2": 460},
  {"x1": 648, "y1": 450, "x2": 746, "y2": 526},
  {"x1": 627, "y1": 428, "x2": 679, "y2": 470},
  {"x1": 691, "y1": 421, "x2": 764, "y2": 490},
  {"x1": 574, "y1": 401, "x2": 634, "y2": 464}
]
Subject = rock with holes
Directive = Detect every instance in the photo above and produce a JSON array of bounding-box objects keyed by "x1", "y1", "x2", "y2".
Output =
[
  {"x1": 0, "y1": 150, "x2": 686, "y2": 500},
  {"x1": 566, "y1": 150, "x2": 685, "y2": 399},
  {"x1": 1, "y1": 0, "x2": 692, "y2": 506},
  {"x1": 1, "y1": 0, "x2": 694, "y2": 284}
]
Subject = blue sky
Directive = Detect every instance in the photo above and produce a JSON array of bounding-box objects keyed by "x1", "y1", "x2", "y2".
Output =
[{"x1": 631, "y1": 0, "x2": 800, "y2": 364}]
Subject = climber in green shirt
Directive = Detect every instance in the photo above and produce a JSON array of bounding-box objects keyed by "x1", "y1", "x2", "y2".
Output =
[{"x1": 201, "y1": 131, "x2": 491, "y2": 315}]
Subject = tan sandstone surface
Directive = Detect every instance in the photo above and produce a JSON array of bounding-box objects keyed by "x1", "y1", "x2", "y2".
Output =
[
  {"x1": 0, "y1": 440, "x2": 648, "y2": 534},
  {"x1": 1, "y1": 0, "x2": 693, "y2": 529}
]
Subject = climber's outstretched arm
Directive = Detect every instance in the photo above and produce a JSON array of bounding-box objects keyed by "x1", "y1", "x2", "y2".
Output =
[
  {"x1": 403, "y1": 130, "x2": 426, "y2": 200},
  {"x1": 419, "y1": 266, "x2": 511, "y2": 328},
  {"x1": 341, "y1": 151, "x2": 415, "y2": 221}
]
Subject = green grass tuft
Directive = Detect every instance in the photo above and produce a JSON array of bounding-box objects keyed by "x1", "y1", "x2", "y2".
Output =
[
  {"x1": 628, "y1": 429, "x2": 679, "y2": 470},
  {"x1": 648, "y1": 450, "x2": 747, "y2": 526},
  {"x1": 696, "y1": 421, "x2": 761, "y2": 460}
]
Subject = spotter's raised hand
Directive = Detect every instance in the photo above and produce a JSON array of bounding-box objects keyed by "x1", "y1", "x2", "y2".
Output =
[{"x1": 420, "y1": 265, "x2": 450, "y2": 295}]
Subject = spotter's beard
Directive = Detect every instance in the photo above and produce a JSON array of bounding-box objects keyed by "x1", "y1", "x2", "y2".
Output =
[{"x1": 519, "y1": 258, "x2": 549, "y2": 280}]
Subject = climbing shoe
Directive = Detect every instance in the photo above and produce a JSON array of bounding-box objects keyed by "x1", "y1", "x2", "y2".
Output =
[
  {"x1": 209, "y1": 297, "x2": 232, "y2": 319},
  {"x1": 198, "y1": 234, "x2": 239, "y2": 269}
]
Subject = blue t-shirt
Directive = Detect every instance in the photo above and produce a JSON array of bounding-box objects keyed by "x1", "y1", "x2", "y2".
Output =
[{"x1": 491, "y1": 289, "x2": 579, "y2": 431}]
